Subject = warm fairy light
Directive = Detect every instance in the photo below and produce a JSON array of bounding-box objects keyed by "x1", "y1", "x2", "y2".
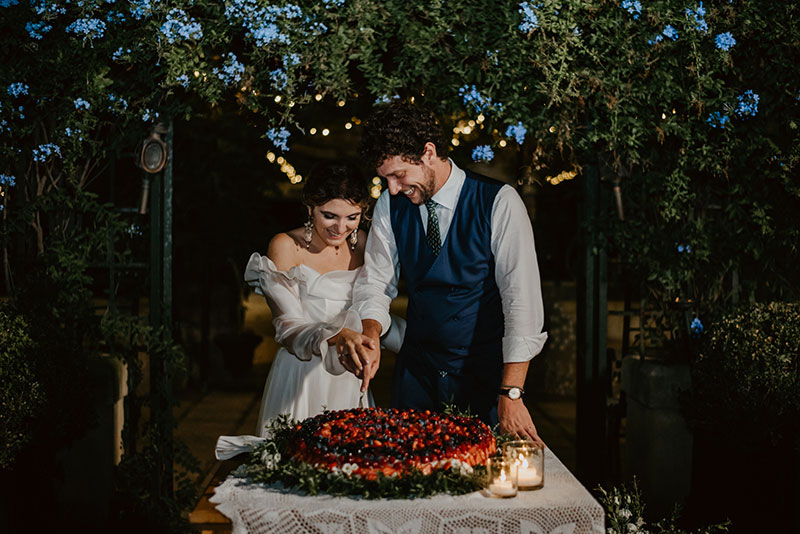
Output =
[
  {"x1": 288, "y1": 101, "x2": 295, "y2": 108},
  {"x1": 337, "y1": 100, "x2": 345, "y2": 107},
  {"x1": 277, "y1": 156, "x2": 286, "y2": 164},
  {"x1": 315, "y1": 94, "x2": 323, "y2": 101},
  {"x1": 309, "y1": 127, "x2": 317, "y2": 135},
  {"x1": 295, "y1": 175, "x2": 302, "y2": 182},
  {"x1": 661, "y1": 112, "x2": 667, "y2": 119},
  {"x1": 410, "y1": 96, "x2": 415, "y2": 103},
  {"x1": 468, "y1": 120, "x2": 475, "y2": 127},
  {"x1": 274, "y1": 95, "x2": 282, "y2": 103},
  {"x1": 322, "y1": 128, "x2": 330, "y2": 136},
  {"x1": 193, "y1": 70, "x2": 200, "y2": 77},
  {"x1": 266, "y1": 151, "x2": 276, "y2": 163},
  {"x1": 672, "y1": 108, "x2": 677, "y2": 114},
  {"x1": 372, "y1": 176, "x2": 381, "y2": 185},
  {"x1": 370, "y1": 184, "x2": 382, "y2": 198},
  {"x1": 345, "y1": 122, "x2": 352, "y2": 129},
  {"x1": 546, "y1": 169, "x2": 578, "y2": 185},
  {"x1": 462, "y1": 126, "x2": 472, "y2": 134},
  {"x1": 548, "y1": 126, "x2": 556, "y2": 133},
  {"x1": 352, "y1": 117, "x2": 361, "y2": 125},
  {"x1": 477, "y1": 114, "x2": 485, "y2": 123},
  {"x1": 499, "y1": 139, "x2": 507, "y2": 147},
  {"x1": 241, "y1": 86, "x2": 247, "y2": 92},
  {"x1": 451, "y1": 138, "x2": 460, "y2": 146},
  {"x1": 452, "y1": 126, "x2": 460, "y2": 133}
]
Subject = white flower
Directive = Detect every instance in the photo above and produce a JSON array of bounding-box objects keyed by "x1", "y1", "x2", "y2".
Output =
[
  {"x1": 273, "y1": 452, "x2": 281, "y2": 463},
  {"x1": 341, "y1": 463, "x2": 358, "y2": 476},
  {"x1": 627, "y1": 523, "x2": 638, "y2": 533},
  {"x1": 617, "y1": 508, "x2": 632, "y2": 520},
  {"x1": 448, "y1": 459, "x2": 474, "y2": 476}
]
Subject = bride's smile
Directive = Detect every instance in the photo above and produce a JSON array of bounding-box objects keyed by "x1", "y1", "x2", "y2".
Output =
[{"x1": 311, "y1": 198, "x2": 362, "y2": 247}]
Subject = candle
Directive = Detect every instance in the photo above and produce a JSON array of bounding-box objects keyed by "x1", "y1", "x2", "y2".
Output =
[
  {"x1": 505, "y1": 443, "x2": 545, "y2": 490},
  {"x1": 517, "y1": 465, "x2": 542, "y2": 488},
  {"x1": 486, "y1": 458, "x2": 518, "y2": 498},
  {"x1": 488, "y1": 479, "x2": 517, "y2": 497}
]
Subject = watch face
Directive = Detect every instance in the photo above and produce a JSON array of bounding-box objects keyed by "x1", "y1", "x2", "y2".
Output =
[{"x1": 507, "y1": 387, "x2": 522, "y2": 400}]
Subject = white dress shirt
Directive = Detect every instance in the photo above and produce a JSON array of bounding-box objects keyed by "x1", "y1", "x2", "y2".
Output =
[{"x1": 351, "y1": 160, "x2": 548, "y2": 363}]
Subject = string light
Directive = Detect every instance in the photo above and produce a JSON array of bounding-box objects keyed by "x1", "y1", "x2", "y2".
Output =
[
  {"x1": 193, "y1": 70, "x2": 200, "y2": 78},
  {"x1": 309, "y1": 128, "x2": 317, "y2": 135},
  {"x1": 477, "y1": 114, "x2": 485, "y2": 123},
  {"x1": 372, "y1": 176, "x2": 381, "y2": 185},
  {"x1": 315, "y1": 94, "x2": 323, "y2": 101},
  {"x1": 499, "y1": 140, "x2": 507, "y2": 148},
  {"x1": 274, "y1": 95, "x2": 282, "y2": 103},
  {"x1": 548, "y1": 126, "x2": 556, "y2": 133},
  {"x1": 370, "y1": 184, "x2": 382, "y2": 198},
  {"x1": 661, "y1": 112, "x2": 667, "y2": 119},
  {"x1": 321, "y1": 128, "x2": 330, "y2": 136},
  {"x1": 546, "y1": 170, "x2": 578, "y2": 185},
  {"x1": 266, "y1": 151, "x2": 276, "y2": 163},
  {"x1": 337, "y1": 100, "x2": 345, "y2": 107},
  {"x1": 277, "y1": 156, "x2": 285, "y2": 164},
  {"x1": 345, "y1": 122, "x2": 352, "y2": 130},
  {"x1": 451, "y1": 138, "x2": 460, "y2": 146}
]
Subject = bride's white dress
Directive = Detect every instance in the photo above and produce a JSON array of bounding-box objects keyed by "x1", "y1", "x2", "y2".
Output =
[{"x1": 245, "y1": 252, "x2": 403, "y2": 437}]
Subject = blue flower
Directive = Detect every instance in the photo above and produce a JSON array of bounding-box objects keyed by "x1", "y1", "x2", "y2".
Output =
[
  {"x1": 472, "y1": 145, "x2": 495, "y2": 163},
  {"x1": 735, "y1": 90, "x2": 759, "y2": 117},
  {"x1": 106, "y1": 11, "x2": 127, "y2": 24},
  {"x1": 714, "y1": 32, "x2": 736, "y2": 51},
  {"x1": 130, "y1": 0, "x2": 152, "y2": 20},
  {"x1": 518, "y1": 2, "x2": 540, "y2": 32},
  {"x1": 621, "y1": 0, "x2": 641, "y2": 19},
  {"x1": 66, "y1": 18, "x2": 107, "y2": 40},
  {"x1": 690, "y1": 317, "x2": 704, "y2": 336},
  {"x1": 505, "y1": 122, "x2": 527, "y2": 145},
  {"x1": 267, "y1": 127, "x2": 291, "y2": 152},
  {"x1": 175, "y1": 74, "x2": 189, "y2": 88},
  {"x1": 32, "y1": 143, "x2": 62, "y2": 162},
  {"x1": 0, "y1": 174, "x2": 15, "y2": 187},
  {"x1": 112, "y1": 47, "x2": 131, "y2": 61},
  {"x1": 214, "y1": 53, "x2": 246, "y2": 86},
  {"x1": 0, "y1": 0, "x2": 20, "y2": 7},
  {"x1": 31, "y1": 0, "x2": 64, "y2": 15},
  {"x1": 26, "y1": 21, "x2": 52, "y2": 40},
  {"x1": 284, "y1": 53, "x2": 301, "y2": 67},
  {"x1": 160, "y1": 9, "x2": 203, "y2": 44},
  {"x1": 322, "y1": 0, "x2": 345, "y2": 6},
  {"x1": 677, "y1": 244, "x2": 692, "y2": 253},
  {"x1": 142, "y1": 109, "x2": 159, "y2": 122},
  {"x1": 269, "y1": 69, "x2": 288, "y2": 90},
  {"x1": 706, "y1": 111, "x2": 730, "y2": 128},
  {"x1": 74, "y1": 98, "x2": 90, "y2": 110},
  {"x1": 374, "y1": 95, "x2": 399, "y2": 105},
  {"x1": 662, "y1": 25, "x2": 679, "y2": 40},
  {"x1": 458, "y1": 85, "x2": 501, "y2": 114},
  {"x1": 648, "y1": 34, "x2": 663, "y2": 45},
  {"x1": 7, "y1": 82, "x2": 29, "y2": 98},
  {"x1": 685, "y1": 3, "x2": 708, "y2": 32}
]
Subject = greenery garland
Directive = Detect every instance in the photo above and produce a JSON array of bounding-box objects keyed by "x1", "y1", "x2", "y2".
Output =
[{"x1": 239, "y1": 415, "x2": 491, "y2": 499}]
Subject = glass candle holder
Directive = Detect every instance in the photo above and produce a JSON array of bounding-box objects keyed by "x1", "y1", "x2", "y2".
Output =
[
  {"x1": 503, "y1": 440, "x2": 544, "y2": 490},
  {"x1": 486, "y1": 456, "x2": 518, "y2": 498}
]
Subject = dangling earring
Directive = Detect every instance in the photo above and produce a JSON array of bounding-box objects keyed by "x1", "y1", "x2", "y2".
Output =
[
  {"x1": 304, "y1": 216, "x2": 313, "y2": 249},
  {"x1": 349, "y1": 230, "x2": 358, "y2": 250}
]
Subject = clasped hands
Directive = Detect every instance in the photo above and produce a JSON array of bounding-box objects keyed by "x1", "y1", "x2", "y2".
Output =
[{"x1": 333, "y1": 328, "x2": 380, "y2": 393}]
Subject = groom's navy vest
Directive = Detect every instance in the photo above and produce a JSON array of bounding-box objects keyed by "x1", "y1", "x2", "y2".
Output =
[{"x1": 390, "y1": 171, "x2": 504, "y2": 378}]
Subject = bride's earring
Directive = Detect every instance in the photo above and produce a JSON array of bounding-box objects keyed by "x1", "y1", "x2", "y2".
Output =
[
  {"x1": 303, "y1": 216, "x2": 313, "y2": 249},
  {"x1": 349, "y1": 230, "x2": 358, "y2": 250}
]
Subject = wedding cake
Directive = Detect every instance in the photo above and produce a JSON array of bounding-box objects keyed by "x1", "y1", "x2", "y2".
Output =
[{"x1": 287, "y1": 407, "x2": 496, "y2": 480}]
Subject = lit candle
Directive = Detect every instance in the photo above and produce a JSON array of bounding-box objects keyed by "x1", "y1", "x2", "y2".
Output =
[{"x1": 488, "y1": 470, "x2": 517, "y2": 497}]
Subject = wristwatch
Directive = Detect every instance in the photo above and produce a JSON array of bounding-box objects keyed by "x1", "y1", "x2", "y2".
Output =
[{"x1": 499, "y1": 385, "x2": 525, "y2": 400}]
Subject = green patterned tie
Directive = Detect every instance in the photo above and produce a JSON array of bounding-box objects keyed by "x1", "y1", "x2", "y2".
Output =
[{"x1": 425, "y1": 199, "x2": 442, "y2": 255}]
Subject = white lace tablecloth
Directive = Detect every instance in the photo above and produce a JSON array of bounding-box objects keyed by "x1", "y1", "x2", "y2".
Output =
[{"x1": 210, "y1": 448, "x2": 604, "y2": 534}]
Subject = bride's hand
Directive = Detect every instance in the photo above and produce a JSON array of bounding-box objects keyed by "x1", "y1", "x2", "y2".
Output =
[{"x1": 333, "y1": 328, "x2": 376, "y2": 380}]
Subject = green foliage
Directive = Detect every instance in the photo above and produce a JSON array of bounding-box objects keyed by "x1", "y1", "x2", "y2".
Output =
[
  {"x1": 685, "y1": 301, "x2": 800, "y2": 443},
  {"x1": 242, "y1": 415, "x2": 486, "y2": 499},
  {"x1": 597, "y1": 479, "x2": 730, "y2": 534},
  {"x1": 0, "y1": 308, "x2": 44, "y2": 469}
]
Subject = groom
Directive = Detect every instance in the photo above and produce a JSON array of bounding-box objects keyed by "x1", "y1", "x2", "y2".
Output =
[{"x1": 347, "y1": 103, "x2": 547, "y2": 442}]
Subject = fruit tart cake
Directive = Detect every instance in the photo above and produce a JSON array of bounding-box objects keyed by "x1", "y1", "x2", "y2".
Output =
[{"x1": 287, "y1": 407, "x2": 496, "y2": 480}]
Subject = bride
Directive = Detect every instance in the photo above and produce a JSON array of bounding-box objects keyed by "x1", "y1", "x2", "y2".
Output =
[{"x1": 245, "y1": 162, "x2": 404, "y2": 436}]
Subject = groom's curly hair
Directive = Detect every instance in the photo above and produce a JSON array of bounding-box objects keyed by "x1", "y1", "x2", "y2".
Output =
[{"x1": 358, "y1": 102, "x2": 450, "y2": 171}]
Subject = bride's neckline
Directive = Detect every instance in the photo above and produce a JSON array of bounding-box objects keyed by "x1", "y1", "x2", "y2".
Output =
[{"x1": 296, "y1": 263, "x2": 363, "y2": 276}]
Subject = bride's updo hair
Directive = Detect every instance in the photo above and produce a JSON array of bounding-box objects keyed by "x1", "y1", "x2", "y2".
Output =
[{"x1": 302, "y1": 162, "x2": 371, "y2": 213}]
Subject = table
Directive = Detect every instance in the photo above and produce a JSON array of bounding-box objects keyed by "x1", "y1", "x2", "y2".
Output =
[{"x1": 209, "y1": 448, "x2": 605, "y2": 534}]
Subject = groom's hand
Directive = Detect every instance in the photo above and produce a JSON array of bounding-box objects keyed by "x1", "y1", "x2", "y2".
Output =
[
  {"x1": 498, "y1": 397, "x2": 545, "y2": 447},
  {"x1": 358, "y1": 319, "x2": 383, "y2": 393},
  {"x1": 334, "y1": 328, "x2": 374, "y2": 378}
]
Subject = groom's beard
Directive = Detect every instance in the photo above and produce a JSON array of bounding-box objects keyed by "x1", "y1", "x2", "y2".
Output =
[{"x1": 417, "y1": 166, "x2": 437, "y2": 204}]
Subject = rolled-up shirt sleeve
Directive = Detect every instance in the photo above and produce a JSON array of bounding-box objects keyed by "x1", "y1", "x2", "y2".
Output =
[
  {"x1": 350, "y1": 190, "x2": 398, "y2": 336},
  {"x1": 491, "y1": 186, "x2": 548, "y2": 363}
]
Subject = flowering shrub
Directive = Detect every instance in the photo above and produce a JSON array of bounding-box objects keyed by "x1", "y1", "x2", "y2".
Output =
[
  {"x1": 685, "y1": 302, "x2": 800, "y2": 443},
  {"x1": 597, "y1": 480, "x2": 730, "y2": 534}
]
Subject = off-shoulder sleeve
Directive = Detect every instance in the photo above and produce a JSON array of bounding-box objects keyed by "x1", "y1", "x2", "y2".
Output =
[{"x1": 244, "y1": 252, "x2": 362, "y2": 368}]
